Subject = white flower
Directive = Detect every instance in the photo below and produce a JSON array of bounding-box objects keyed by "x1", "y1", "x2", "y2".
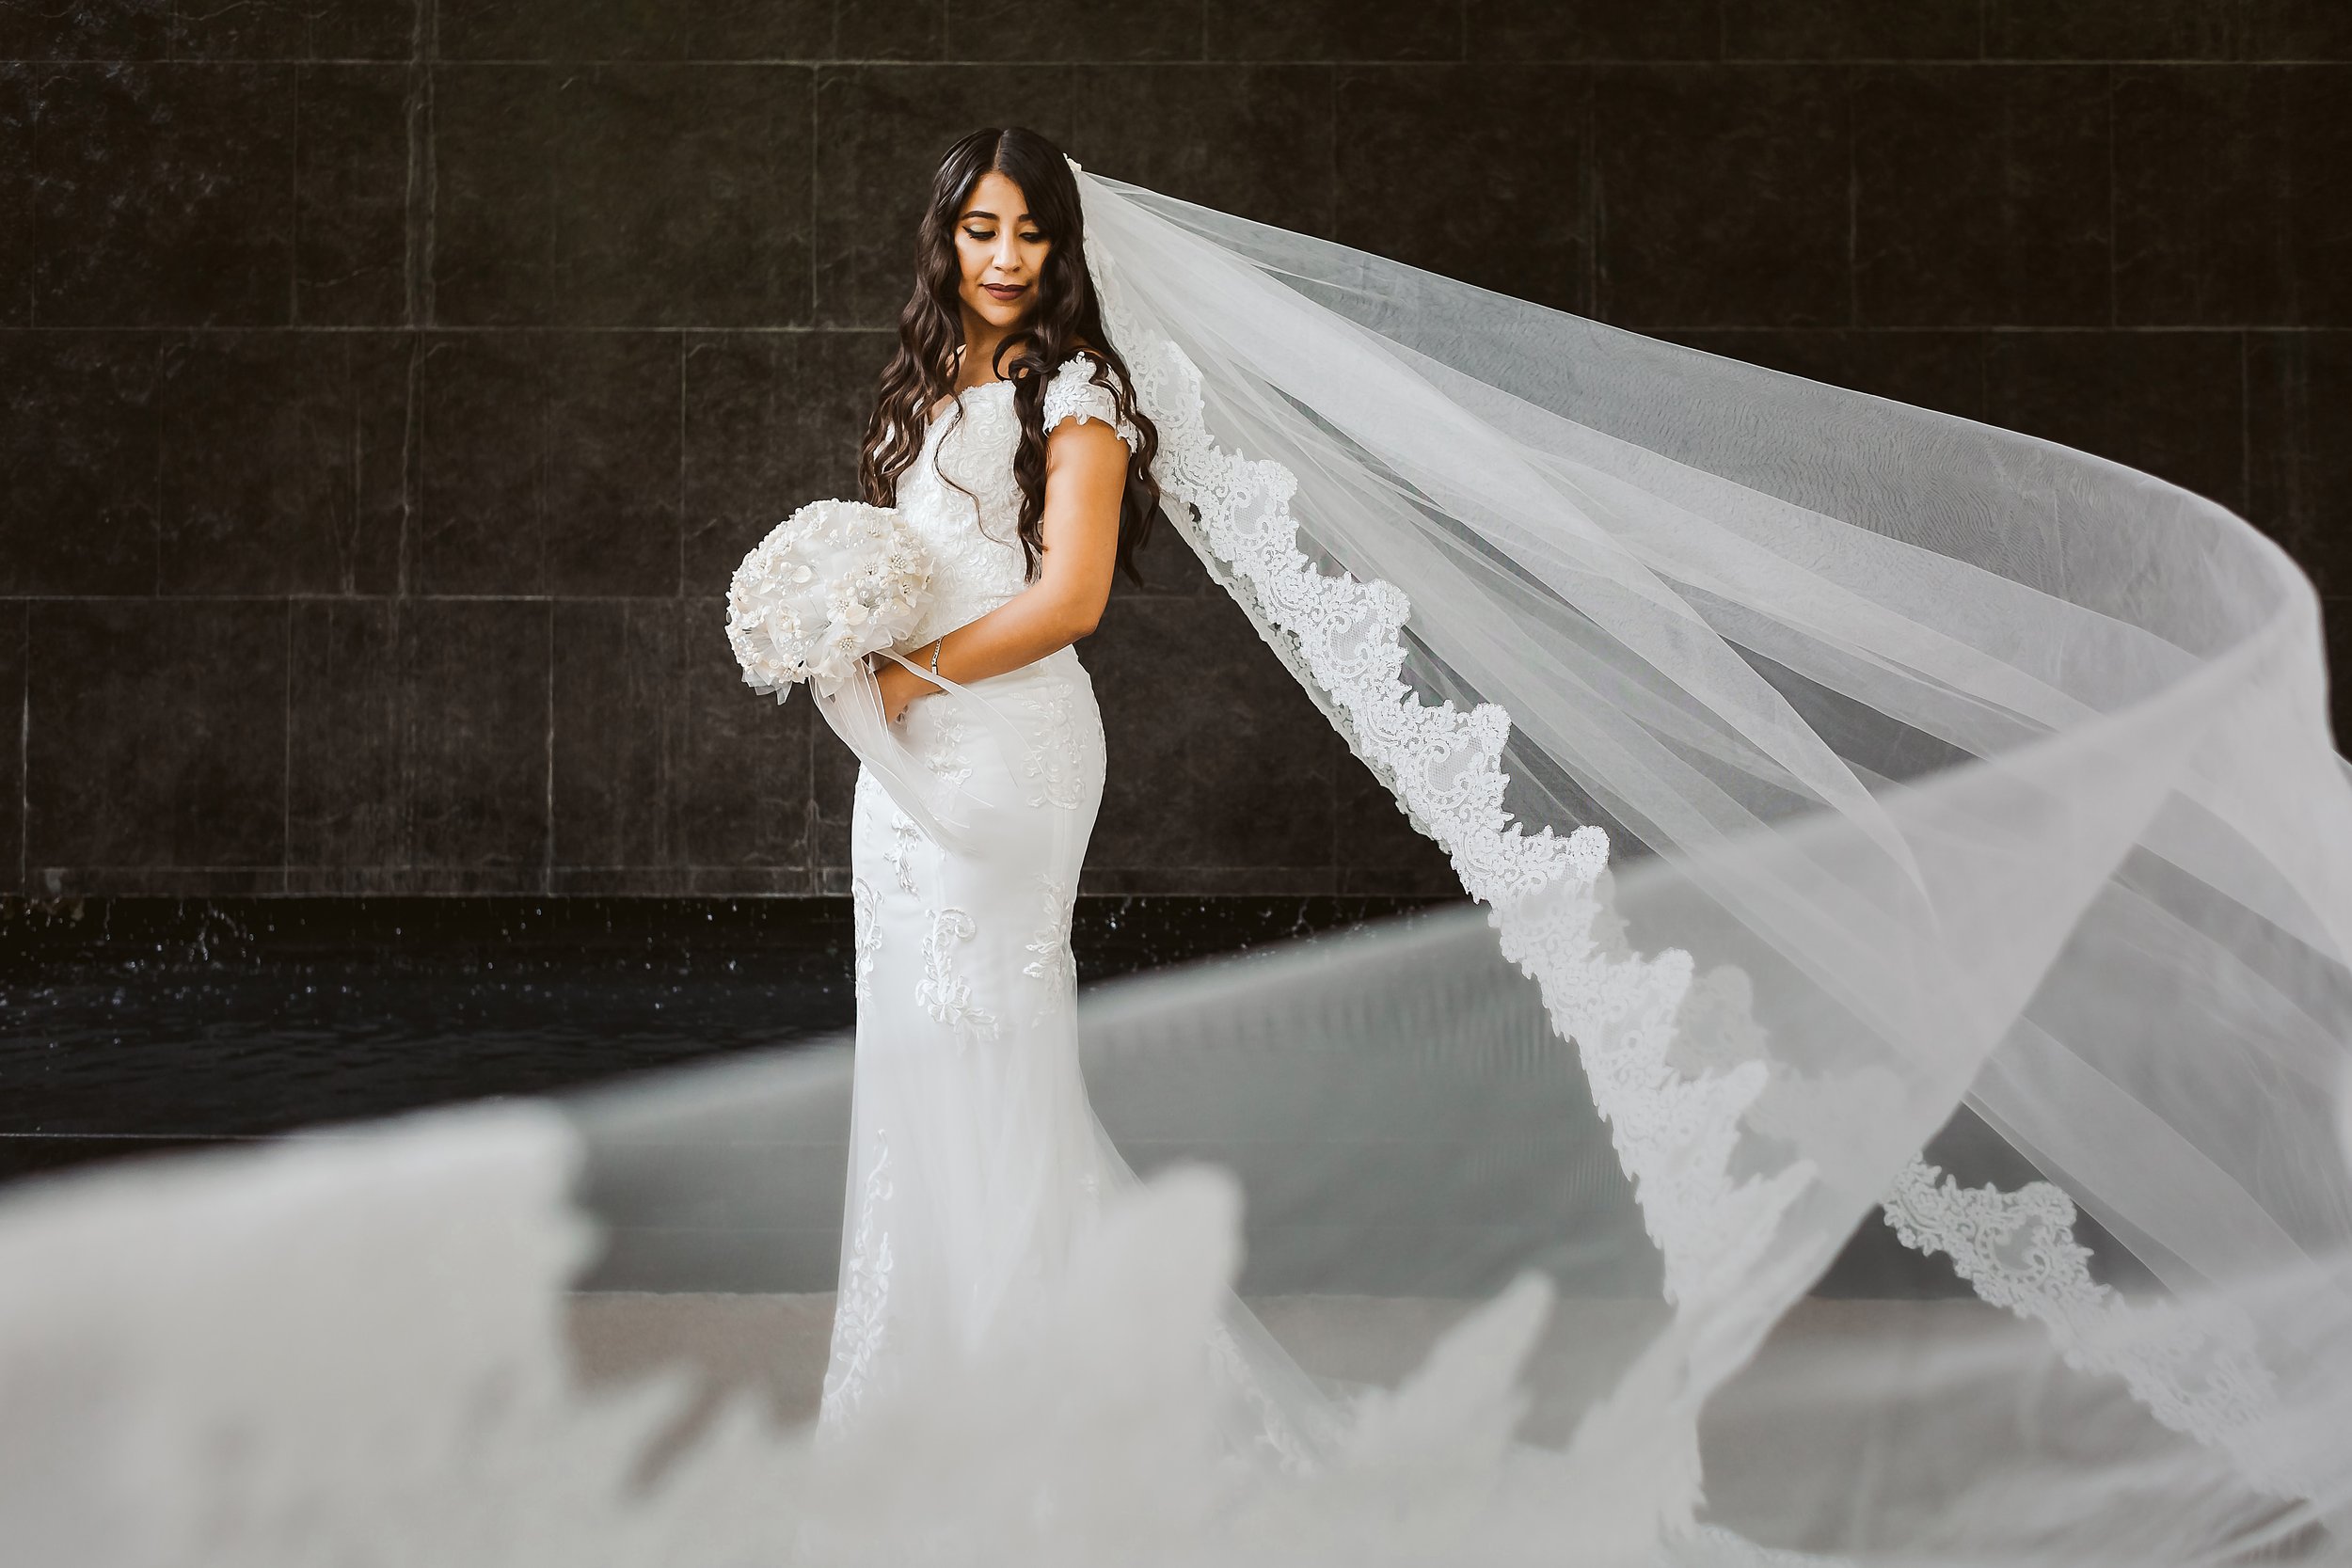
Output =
[{"x1": 723, "y1": 499, "x2": 933, "y2": 696}]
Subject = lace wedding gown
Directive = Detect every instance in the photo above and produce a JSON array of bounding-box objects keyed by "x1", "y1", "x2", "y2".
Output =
[{"x1": 813, "y1": 353, "x2": 1330, "y2": 1465}]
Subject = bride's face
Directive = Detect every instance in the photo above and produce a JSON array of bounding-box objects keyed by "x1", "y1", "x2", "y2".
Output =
[{"x1": 953, "y1": 170, "x2": 1047, "y2": 337}]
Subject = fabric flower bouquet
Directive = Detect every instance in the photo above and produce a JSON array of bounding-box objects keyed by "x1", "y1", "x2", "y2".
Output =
[{"x1": 724, "y1": 499, "x2": 933, "y2": 703}]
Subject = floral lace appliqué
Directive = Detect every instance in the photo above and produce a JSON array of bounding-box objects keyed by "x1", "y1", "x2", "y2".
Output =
[
  {"x1": 850, "y1": 877, "x2": 879, "y2": 1007},
  {"x1": 818, "y1": 1126, "x2": 896, "y2": 1437},
  {"x1": 1041, "y1": 356, "x2": 1143, "y2": 453},
  {"x1": 1019, "y1": 687, "x2": 1089, "y2": 811},
  {"x1": 1021, "y1": 875, "x2": 1078, "y2": 1020},
  {"x1": 882, "y1": 809, "x2": 923, "y2": 896},
  {"x1": 918, "y1": 907, "x2": 997, "y2": 1047},
  {"x1": 924, "y1": 707, "x2": 974, "y2": 789}
]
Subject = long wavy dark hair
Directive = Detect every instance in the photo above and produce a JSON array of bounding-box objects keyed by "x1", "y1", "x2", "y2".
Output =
[{"x1": 857, "y1": 126, "x2": 1164, "y2": 586}]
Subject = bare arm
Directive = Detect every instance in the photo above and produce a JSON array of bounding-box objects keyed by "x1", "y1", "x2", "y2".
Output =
[{"x1": 875, "y1": 412, "x2": 1128, "y2": 721}]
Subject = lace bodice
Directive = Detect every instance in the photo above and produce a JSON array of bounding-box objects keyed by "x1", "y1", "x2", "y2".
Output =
[{"x1": 895, "y1": 354, "x2": 1143, "y2": 646}]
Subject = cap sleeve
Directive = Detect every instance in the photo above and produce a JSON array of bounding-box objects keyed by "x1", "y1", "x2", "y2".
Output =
[{"x1": 1041, "y1": 355, "x2": 1143, "y2": 454}]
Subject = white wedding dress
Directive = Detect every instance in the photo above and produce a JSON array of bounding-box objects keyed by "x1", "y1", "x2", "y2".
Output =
[
  {"x1": 815, "y1": 355, "x2": 1331, "y2": 1467},
  {"x1": 817, "y1": 356, "x2": 1119, "y2": 1432}
]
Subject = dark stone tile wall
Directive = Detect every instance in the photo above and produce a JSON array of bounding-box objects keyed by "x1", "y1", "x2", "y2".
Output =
[{"x1": 3, "y1": 2, "x2": 2348, "y2": 899}]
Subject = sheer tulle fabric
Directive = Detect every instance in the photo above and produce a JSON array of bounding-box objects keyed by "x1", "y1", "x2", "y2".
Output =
[
  {"x1": 1060, "y1": 165, "x2": 2352, "y2": 1547},
  {"x1": 0, "y1": 162, "x2": 2349, "y2": 1564}
]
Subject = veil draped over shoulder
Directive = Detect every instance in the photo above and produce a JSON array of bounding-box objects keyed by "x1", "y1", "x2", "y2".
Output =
[{"x1": 2, "y1": 159, "x2": 2350, "y2": 1566}]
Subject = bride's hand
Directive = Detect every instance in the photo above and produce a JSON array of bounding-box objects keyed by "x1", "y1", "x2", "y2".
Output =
[{"x1": 874, "y1": 660, "x2": 932, "y2": 725}]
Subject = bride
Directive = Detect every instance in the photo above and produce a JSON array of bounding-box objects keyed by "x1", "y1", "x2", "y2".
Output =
[
  {"x1": 814, "y1": 126, "x2": 1329, "y2": 1461},
  {"x1": 813, "y1": 119, "x2": 1149, "y2": 1430}
]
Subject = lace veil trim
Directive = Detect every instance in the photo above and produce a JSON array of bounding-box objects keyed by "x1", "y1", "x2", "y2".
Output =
[{"x1": 1080, "y1": 216, "x2": 2299, "y2": 1497}]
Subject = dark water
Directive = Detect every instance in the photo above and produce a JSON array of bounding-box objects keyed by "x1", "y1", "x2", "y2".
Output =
[
  {"x1": 0, "y1": 891, "x2": 2119, "y2": 1298},
  {"x1": 0, "y1": 895, "x2": 1453, "y2": 1184}
]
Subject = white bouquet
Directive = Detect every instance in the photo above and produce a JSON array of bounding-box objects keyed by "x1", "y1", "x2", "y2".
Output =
[{"x1": 724, "y1": 499, "x2": 933, "y2": 700}]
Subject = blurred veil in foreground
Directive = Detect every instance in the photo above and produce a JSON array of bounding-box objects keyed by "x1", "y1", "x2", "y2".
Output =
[{"x1": 4, "y1": 163, "x2": 2352, "y2": 1565}]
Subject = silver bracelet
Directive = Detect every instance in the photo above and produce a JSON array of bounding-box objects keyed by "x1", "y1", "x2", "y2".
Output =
[{"x1": 930, "y1": 635, "x2": 945, "y2": 677}]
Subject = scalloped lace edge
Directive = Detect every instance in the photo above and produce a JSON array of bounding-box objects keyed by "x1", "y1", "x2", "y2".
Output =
[
  {"x1": 1092, "y1": 278, "x2": 1804, "y2": 1318},
  {"x1": 1089, "y1": 251, "x2": 2301, "y2": 1501},
  {"x1": 1883, "y1": 1161, "x2": 2311, "y2": 1497}
]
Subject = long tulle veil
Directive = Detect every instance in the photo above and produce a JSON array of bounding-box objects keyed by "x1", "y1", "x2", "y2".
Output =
[
  {"x1": 4, "y1": 157, "x2": 2352, "y2": 1565},
  {"x1": 1063, "y1": 155, "x2": 2352, "y2": 1548}
]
